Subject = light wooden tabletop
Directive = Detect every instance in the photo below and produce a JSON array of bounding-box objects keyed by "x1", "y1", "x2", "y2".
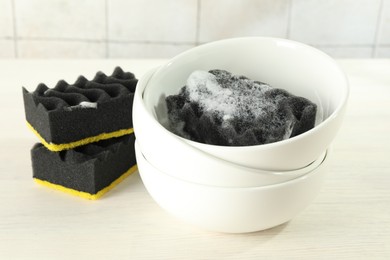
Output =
[{"x1": 0, "y1": 59, "x2": 389, "y2": 259}]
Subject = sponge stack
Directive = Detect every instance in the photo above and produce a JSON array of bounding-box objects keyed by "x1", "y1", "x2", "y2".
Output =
[{"x1": 23, "y1": 67, "x2": 138, "y2": 199}]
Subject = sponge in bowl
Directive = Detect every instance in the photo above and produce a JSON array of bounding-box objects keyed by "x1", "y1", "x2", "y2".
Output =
[
  {"x1": 23, "y1": 67, "x2": 137, "y2": 151},
  {"x1": 165, "y1": 69, "x2": 317, "y2": 146},
  {"x1": 31, "y1": 134, "x2": 137, "y2": 200}
]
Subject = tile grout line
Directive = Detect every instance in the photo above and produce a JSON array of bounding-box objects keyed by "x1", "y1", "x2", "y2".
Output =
[
  {"x1": 99, "y1": 40, "x2": 197, "y2": 45},
  {"x1": 313, "y1": 44, "x2": 378, "y2": 48},
  {"x1": 372, "y1": 0, "x2": 385, "y2": 58},
  {"x1": 0, "y1": 36, "x2": 14, "y2": 40},
  {"x1": 10, "y1": 38, "x2": 387, "y2": 49},
  {"x1": 12, "y1": 36, "x2": 196, "y2": 45},
  {"x1": 9, "y1": 36, "x2": 390, "y2": 48},
  {"x1": 105, "y1": 0, "x2": 109, "y2": 59},
  {"x1": 10, "y1": 0, "x2": 18, "y2": 58},
  {"x1": 195, "y1": 0, "x2": 201, "y2": 45},
  {"x1": 14, "y1": 37, "x2": 106, "y2": 43},
  {"x1": 286, "y1": 0, "x2": 293, "y2": 39},
  {"x1": 196, "y1": 41, "x2": 388, "y2": 48}
]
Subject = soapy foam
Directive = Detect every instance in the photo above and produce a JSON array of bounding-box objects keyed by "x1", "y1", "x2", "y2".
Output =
[
  {"x1": 165, "y1": 69, "x2": 317, "y2": 146},
  {"x1": 185, "y1": 70, "x2": 293, "y2": 134}
]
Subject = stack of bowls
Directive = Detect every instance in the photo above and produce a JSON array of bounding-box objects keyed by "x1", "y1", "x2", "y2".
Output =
[{"x1": 133, "y1": 37, "x2": 349, "y2": 233}]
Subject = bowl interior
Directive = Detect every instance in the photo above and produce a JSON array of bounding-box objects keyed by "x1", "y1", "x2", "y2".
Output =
[
  {"x1": 143, "y1": 37, "x2": 348, "y2": 136},
  {"x1": 135, "y1": 70, "x2": 329, "y2": 185}
]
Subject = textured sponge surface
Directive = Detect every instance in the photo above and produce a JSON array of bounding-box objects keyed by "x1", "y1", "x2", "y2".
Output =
[
  {"x1": 31, "y1": 134, "x2": 137, "y2": 196},
  {"x1": 166, "y1": 69, "x2": 317, "y2": 146},
  {"x1": 23, "y1": 67, "x2": 137, "y2": 149}
]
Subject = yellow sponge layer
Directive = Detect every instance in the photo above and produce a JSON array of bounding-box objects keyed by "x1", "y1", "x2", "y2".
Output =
[
  {"x1": 27, "y1": 121, "x2": 134, "y2": 152},
  {"x1": 34, "y1": 165, "x2": 138, "y2": 200}
]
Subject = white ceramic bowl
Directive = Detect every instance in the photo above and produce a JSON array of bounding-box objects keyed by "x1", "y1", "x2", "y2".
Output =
[
  {"x1": 141, "y1": 37, "x2": 348, "y2": 170},
  {"x1": 136, "y1": 141, "x2": 329, "y2": 233},
  {"x1": 134, "y1": 68, "x2": 325, "y2": 188}
]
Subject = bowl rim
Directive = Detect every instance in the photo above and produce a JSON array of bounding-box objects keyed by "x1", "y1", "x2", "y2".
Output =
[
  {"x1": 141, "y1": 37, "x2": 350, "y2": 151},
  {"x1": 136, "y1": 67, "x2": 328, "y2": 177},
  {"x1": 136, "y1": 139, "x2": 330, "y2": 191}
]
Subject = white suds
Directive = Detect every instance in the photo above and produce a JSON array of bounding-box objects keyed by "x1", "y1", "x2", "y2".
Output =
[
  {"x1": 78, "y1": 101, "x2": 98, "y2": 109},
  {"x1": 65, "y1": 101, "x2": 98, "y2": 111},
  {"x1": 166, "y1": 69, "x2": 318, "y2": 145},
  {"x1": 186, "y1": 70, "x2": 275, "y2": 124}
]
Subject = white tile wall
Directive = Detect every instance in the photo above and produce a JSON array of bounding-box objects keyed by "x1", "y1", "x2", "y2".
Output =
[
  {"x1": 0, "y1": 40, "x2": 15, "y2": 58},
  {"x1": 108, "y1": 42, "x2": 194, "y2": 58},
  {"x1": 378, "y1": 0, "x2": 390, "y2": 44},
  {"x1": 15, "y1": 0, "x2": 106, "y2": 40},
  {"x1": 199, "y1": 0, "x2": 289, "y2": 42},
  {"x1": 17, "y1": 40, "x2": 106, "y2": 58},
  {"x1": 376, "y1": 47, "x2": 390, "y2": 58},
  {"x1": 108, "y1": 0, "x2": 197, "y2": 42},
  {"x1": 0, "y1": 0, "x2": 14, "y2": 38},
  {"x1": 1, "y1": 0, "x2": 390, "y2": 59},
  {"x1": 290, "y1": 0, "x2": 381, "y2": 45}
]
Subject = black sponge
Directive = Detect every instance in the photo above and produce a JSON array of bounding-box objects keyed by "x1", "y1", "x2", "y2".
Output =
[
  {"x1": 23, "y1": 67, "x2": 137, "y2": 151},
  {"x1": 166, "y1": 69, "x2": 317, "y2": 146},
  {"x1": 31, "y1": 134, "x2": 137, "y2": 199}
]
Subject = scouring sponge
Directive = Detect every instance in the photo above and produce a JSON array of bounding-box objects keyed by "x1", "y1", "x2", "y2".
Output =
[
  {"x1": 23, "y1": 67, "x2": 137, "y2": 152},
  {"x1": 166, "y1": 69, "x2": 317, "y2": 146},
  {"x1": 31, "y1": 134, "x2": 137, "y2": 200}
]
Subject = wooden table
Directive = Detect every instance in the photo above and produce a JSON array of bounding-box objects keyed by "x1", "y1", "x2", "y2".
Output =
[{"x1": 0, "y1": 59, "x2": 389, "y2": 259}]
